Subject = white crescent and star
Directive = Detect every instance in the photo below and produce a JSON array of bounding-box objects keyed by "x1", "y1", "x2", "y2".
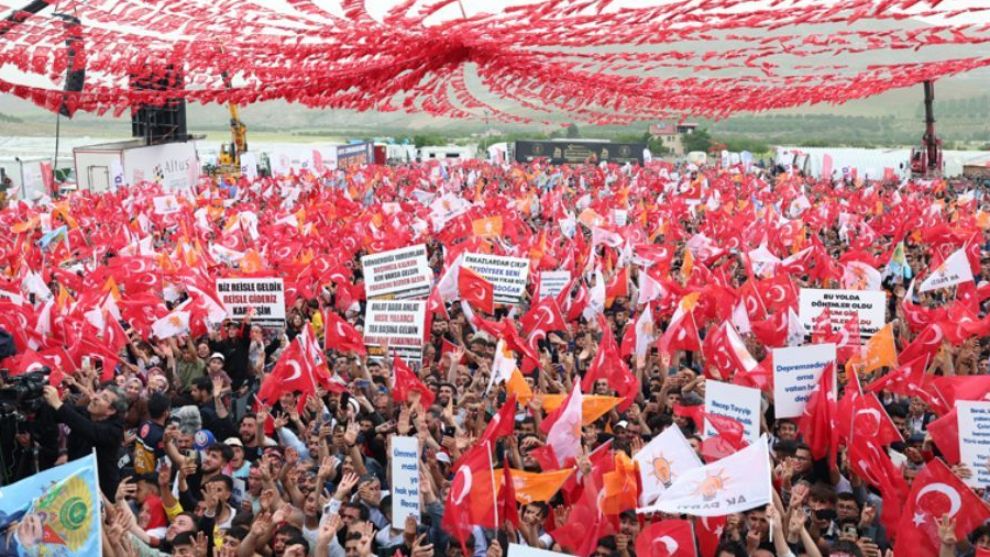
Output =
[
  {"x1": 916, "y1": 482, "x2": 962, "y2": 518},
  {"x1": 452, "y1": 467, "x2": 473, "y2": 505},
  {"x1": 654, "y1": 536, "x2": 679, "y2": 555},
  {"x1": 284, "y1": 360, "x2": 304, "y2": 382}
]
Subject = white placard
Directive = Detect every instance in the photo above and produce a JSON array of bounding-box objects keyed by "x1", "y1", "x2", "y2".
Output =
[
  {"x1": 704, "y1": 381, "x2": 761, "y2": 445},
  {"x1": 508, "y1": 544, "x2": 570, "y2": 557},
  {"x1": 363, "y1": 300, "x2": 427, "y2": 367},
  {"x1": 462, "y1": 253, "x2": 531, "y2": 305},
  {"x1": 798, "y1": 288, "x2": 886, "y2": 338},
  {"x1": 361, "y1": 244, "x2": 431, "y2": 300},
  {"x1": 390, "y1": 436, "x2": 421, "y2": 524},
  {"x1": 215, "y1": 278, "x2": 286, "y2": 326},
  {"x1": 958, "y1": 401, "x2": 990, "y2": 488},
  {"x1": 538, "y1": 271, "x2": 571, "y2": 300},
  {"x1": 772, "y1": 344, "x2": 837, "y2": 419}
]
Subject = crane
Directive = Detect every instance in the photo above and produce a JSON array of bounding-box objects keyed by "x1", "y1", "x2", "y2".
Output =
[
  {"x1": 910, "y1": 80, "x2": 943, "y2": 179},
  {"x1": 213, "y1": 68, "x2": 248, "y2": 179}
]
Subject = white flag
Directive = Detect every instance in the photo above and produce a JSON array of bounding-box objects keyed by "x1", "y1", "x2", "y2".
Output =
[
  {"x1": 151, "y1": 310, "x2": 191, "y2": 340},
  {"x1": 919, "y1": 247, "x2": 974, "y2": 293},
  {"x1": 842, "y1": 261, "x2": 883, "y2": 291},
  {"x1": 637, "y1": 435, "x2": 772, "y2": 517},
  {"x1": 634, "y1": 425, "x2": 703, "y2": 506}
]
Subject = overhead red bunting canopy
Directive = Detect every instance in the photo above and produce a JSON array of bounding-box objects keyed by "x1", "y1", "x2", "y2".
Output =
[{"x1": 0, "y1": 0, "x2": 987, "y2": 124}]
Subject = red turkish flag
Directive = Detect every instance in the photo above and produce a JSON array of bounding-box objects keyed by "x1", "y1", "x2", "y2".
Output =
[
  {"x1": 928, "y1": 408, "x2": 960, "y2": 464},
  {"x1": 701, "y1": 412, "x2": 745, "y2": 463},
  {"x1": 323, "y1": 310, "x2": 366, "y2": 355},
  {"x1": 798, "y1": 362, "x2": 837, "y2": 466},
  {"x1": 582, "y1": 315, "x2": 639, "y2": 412},
  {"x1": 828, "y1": 313, "x2": 862, "y2": 362},
  {"x1": 458, "y1": 266, "x2": 494, "y2": 314},
  {"x1": 635, "y1": 519, "x2": 696, "y2": 557},
  {"x1": 391, "y1": 355, "x2": 435, "y2": 408},
  {"x1": 499, "y1": 456, "x2": 520, "y2": 528},
  {"x1": 836, "y1": 389, "x2": 902, "y2": 448},
  {"x1": 257, "y1": 340, "x2": 315, "y2": 405},
  {"x1": 476, "y1": 394, "x2": 517, "y2": 448},
  {"x1": 695, "y1": 516, "x2": 727, "y2": 557},
  {"x1": 894, "y1": 459, "x2": 990, "y2": 557},
  {"x1": 441, "y1": 442, "x2": 498, "y2": 553}
]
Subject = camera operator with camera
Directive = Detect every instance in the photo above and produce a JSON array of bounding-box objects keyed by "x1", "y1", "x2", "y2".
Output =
[
  {"x1": 0, "y1": 370, "x2": 60, "y2": 484},
  {"x1": 41, "y1": 382, "x2": 125, "y2": 500}
]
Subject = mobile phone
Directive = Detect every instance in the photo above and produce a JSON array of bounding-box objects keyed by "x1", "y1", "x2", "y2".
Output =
[
  {"x1": 842, "y1": 524, "x2": 859, "y2": 538},
  {"x1": 82, "y1": 356, "x2": 91, "y2": 369},
  {"x1": 355, "y1": 379, "x2": 370, "y2": 389}
]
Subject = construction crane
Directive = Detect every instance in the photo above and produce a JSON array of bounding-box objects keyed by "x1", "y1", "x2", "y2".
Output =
[
  {"x1": 213, "y1": 69, "x2": 248, "y2": 179},
  {"x1": 910, "y1": 80, "x2": 943, "y2": 179}
]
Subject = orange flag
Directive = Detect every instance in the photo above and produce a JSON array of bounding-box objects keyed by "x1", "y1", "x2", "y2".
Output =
[
  {"x1": 861, "y1": 323, "x2": 897, "y2": 373},
  {"x1": 506, "y1": 368, "x2": 533, "y2": 406},
  {"x1": 540, "y1": 394, "x2": 622, "y2": 425},
  {"x1": 497, "y1": 468, "x2": 574, "y2": 504},
  {"x1": 240, "y1": 249, "x2": 265, "y2": 274},
  {"x1": 472, "y1": 216, "x2": 503, "y2": 238},
  {"x1": 601, "y1": 451, "x2": 640, "y2": 515}
]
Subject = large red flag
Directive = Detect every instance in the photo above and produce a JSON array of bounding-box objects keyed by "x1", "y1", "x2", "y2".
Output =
[
  {"x1": 798, "y1": 362, "x2": 837, "y2": 466},
  {"x1": 894, "y1": 459, "x2": 990, "y2": 557},
  {"x1": 635, "y1": 519, "x2": 697, "y2": 557},
  {"x1": 695, "y1": 516, "x2": 727, "y2": 557},
  {"x1": 458, "y1": 266, "x2": 494, "y2": 314},
  {"x1": 581, "y1": 315, "x2": 639, "y2": 412},
  {"x1": 324, "y1": 310, "x2": 366, "y2": 355},
  {"x1": 927, "y1": 409, "x2": 960, "y2": 465},
  {"x1": 257, "y1": 340, "x2": 316, "y2": 405},
  {"x1": 391, "y1": 355, "x2": 436, "y2": 408},
  {"x1": 441, "y1": 442, "x2": 499, "y2": 554}
]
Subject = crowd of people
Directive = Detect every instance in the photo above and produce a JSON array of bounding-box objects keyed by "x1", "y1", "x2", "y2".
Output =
[{"x1": 1, "y1": 156, "x2": 989, "y2": 557}]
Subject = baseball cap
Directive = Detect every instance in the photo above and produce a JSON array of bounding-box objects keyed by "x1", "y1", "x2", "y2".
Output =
[
  {"x1": 615, "y1": 420, "x2": 629, "y2": 430},
  {"x1": 435, "y1": 452, "x2": 452, "y2": 464},
  {"x1": 209, "y1": 352, "x2": 225, "y2": 362},
  {"x1": 223, "y1": 437, "x2": 243, "y2": 448},
  {"x1": 193, "y1": 429, "x2": 216, "y2": 451}
]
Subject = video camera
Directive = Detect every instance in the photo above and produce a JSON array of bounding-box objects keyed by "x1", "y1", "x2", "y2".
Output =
[{"x1": 0, "y1": 368, "x2": 50, "y2": 414}]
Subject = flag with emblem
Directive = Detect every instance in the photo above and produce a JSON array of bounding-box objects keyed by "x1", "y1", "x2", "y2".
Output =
[
  {"x1": 919, "y1": 247, "x2": 974, "y2": 293},
  {"x1": 634, "y1": 424, "x2": 703, "y2": 506},
  {"x1": 541, "y1": 383, "x2": 584, "y2": 466},
  {"x1": 150, "y1": 310, "x2": 190, "y2": 340},
  {"x1": 637, "y1": 435, "x2": 771, "y2": 517}
]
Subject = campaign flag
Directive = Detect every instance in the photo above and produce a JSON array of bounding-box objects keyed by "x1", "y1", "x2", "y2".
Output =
[
  {"x1": 0, "y1": 454, "x2": 102, "y2": 555},
  {"x1": 919, "y1": 247, "x2": 974, "y2": 293},
  {"x1": 634, "y1": 424, "x2": 703, "y2": 506},
  {"x1": 635, "y1": 520, "x2": 697, "y2": 557},
  {"x1": 637, "y1": 435, "x2": 771, "y2": 517}
]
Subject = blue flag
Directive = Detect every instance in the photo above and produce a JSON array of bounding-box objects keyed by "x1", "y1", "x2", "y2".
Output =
[{"x1": 0, "y1": 454, "x2": 101, "y2": 556}]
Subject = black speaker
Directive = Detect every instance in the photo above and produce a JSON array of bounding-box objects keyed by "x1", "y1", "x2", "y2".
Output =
[
  {"x1": 130, "y1": 64, "x2": 188, "y2": 144},
  {"x1": 57, "y1": 14, "x2": 84, "y2": 117}
]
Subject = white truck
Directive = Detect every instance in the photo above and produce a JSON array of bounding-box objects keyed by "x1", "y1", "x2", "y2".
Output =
[{"x1": 73, "y1": 139, "x2": 200, "y2": 192}]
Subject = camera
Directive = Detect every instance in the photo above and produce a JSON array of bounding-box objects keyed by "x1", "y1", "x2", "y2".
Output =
[{"x1": 0, "y1": 369, "x2": 51, "y2": 414}]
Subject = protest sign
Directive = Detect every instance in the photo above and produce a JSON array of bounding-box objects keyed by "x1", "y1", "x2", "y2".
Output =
[
  {"x1": 957, "y1": 401, "x2": 990, "y2": 488},
  {"x1": 363, "y1": 300, "x2": 427, "y2": 366},
  {"x1": 772, "y1": 343, "x2": 837, "y2": 419},
  {"x1": 799, "y1": 288, "x2": 886, "y2": 338},
  {"x1": 361, "y1": 244, "x2": 431, "y2": 300},
  {"x1": 216, "y1": 278, "x2": 286, "y2": 326},
  {"x1": 508, "y1": 544, "x2": 571, "y2": 557},
  {"x1": 462, "y1": 253, "x2": 531, "y2": 305},
  {"x1": 704, "y1": 380, "x2": 761, "y2": 445},
  {"x1": 538, "y1": 270, "x2": 571, "y2": 300},
  {"x1": 390, "y1": 435, "x2": 421, "y2": 524}
]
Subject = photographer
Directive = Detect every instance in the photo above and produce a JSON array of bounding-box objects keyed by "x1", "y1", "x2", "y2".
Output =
[
  {"x1": 0, "y1": 371, "x2": 60, "y2": 483},
  {"x1": 41, "y1": 384, "x2": 125, "y2": 500}
]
